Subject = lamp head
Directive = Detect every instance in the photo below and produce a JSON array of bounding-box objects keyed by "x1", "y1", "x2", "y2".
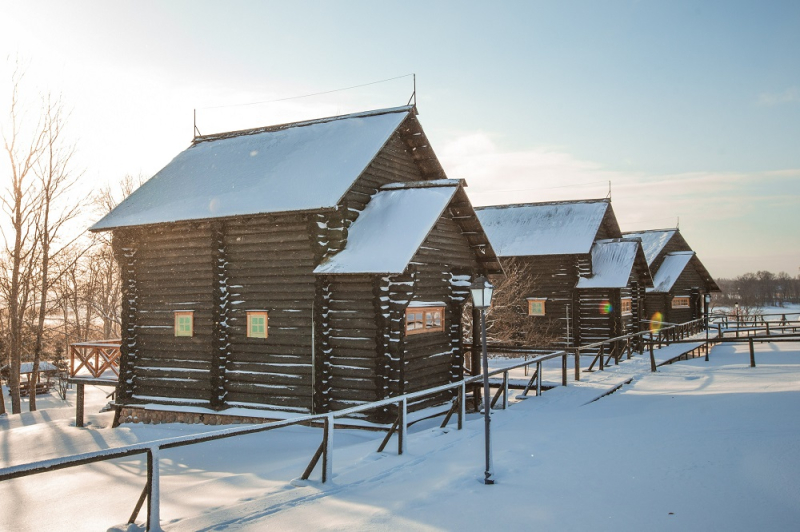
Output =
[{"x1": 470, "y1": 276, "x2": 495, "y2": 310}]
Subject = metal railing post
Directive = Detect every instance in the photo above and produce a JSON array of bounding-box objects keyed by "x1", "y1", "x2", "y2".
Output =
[
  {"x1": 398, "y1": 398, "x2": 407, "y2": 455},
  {"x1": 599, "y1": 344, "x2": 605, "y2": 371},
  {"x1": 536, "y1": 361, "x2": 542, "y2": 396},
  {"x1": 76, "y1": 383, "x2": 85, "y2": 428},
  {"x1": 649, "y1": 333, "x2": 656, "y2": 372},
  {"x1": 502, "y1": 371, "x2": 509, "y2": 410},
  {"x1": 458, "y1": 381, "x2": 465, "y2": 430},
  {"x1": 322, "y1": 414, "x2": 333, "y2": 483},
  {"x1": 146, "y1": 448, "x2": 160, "y2": 532}
]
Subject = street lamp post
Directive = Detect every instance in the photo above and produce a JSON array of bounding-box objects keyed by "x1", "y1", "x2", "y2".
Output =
[
  {"x1": 470, "y1": 275, "x2": 495, "y2": 485},
  {"x1": 704, "y1": 293, "x2": 711, "y2": 362}
]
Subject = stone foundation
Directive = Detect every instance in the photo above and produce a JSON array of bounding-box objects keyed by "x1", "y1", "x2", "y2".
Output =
[{"x1": 118, "y1": 406, "x2": 276, "y2": 426}]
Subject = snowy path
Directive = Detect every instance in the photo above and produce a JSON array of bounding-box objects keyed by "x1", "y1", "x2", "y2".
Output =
[
  {"x1": 169, "y1": 342, "x2": 800, "y2": 532},
  {"x1": 2, "y1": 341, "x2": 800, "y2": 531}
]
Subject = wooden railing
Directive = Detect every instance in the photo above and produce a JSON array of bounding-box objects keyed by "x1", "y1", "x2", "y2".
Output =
[
  {"x1": 69, "y1": 340, "x2": 121, "y2": 378},
  {"x1": 710, "y1": 312, "x2": 800, "y2": 329}
]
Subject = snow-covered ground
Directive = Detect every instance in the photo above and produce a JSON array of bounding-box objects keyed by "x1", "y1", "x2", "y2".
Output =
[{"x1": 2, "y1": 339, "x2": 800, "y2": 531}]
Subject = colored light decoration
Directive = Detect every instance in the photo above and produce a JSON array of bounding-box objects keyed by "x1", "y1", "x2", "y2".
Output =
[
  {"x1": 599, "y1": 300, "x2": 613, "y2": 315},
  {"x1": 650, "y1": 312, "x2": 664, "y2": 333}
]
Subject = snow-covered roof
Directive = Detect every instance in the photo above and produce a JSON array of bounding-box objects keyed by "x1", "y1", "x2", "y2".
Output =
[
  {"x1": 622, "y1": 229, "x2": 676, "y2": 266},
  {"x1": 575, "y1": 239, "x2": 640, "y2": 289},
  {"x1": 649, "y1": 251, "x2": 695, "y2": 293},
  {"x1": 475, "y1": 200, "x2": 610, "y2": 257},
  {"x1": 1, "y1": 361, "x2": 59, "y2": 374},
  {"x1": 90, "y1": 106, "x2": 413, "y2": 231},
  {"x1": 313, "y1": 181, "x2": 459, "y2": 275}
]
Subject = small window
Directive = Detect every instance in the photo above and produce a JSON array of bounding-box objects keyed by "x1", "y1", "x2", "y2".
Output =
[
  {"x1": 247, "y1": 311, "x2": 269, "y2": 338},
  {"x1": 527, "y1": 299, "x2": 546, "y2": 316},
  {"x1": 621, "y1": 298, "x2": 632, "y2": 315},
  {"x1": 405, "y1": 306, "x2": 445, "y2": 335},
  {"x1": 174, "y1": 311, "x2": 194, "y2": 337},
  {"x1": 672, "y1": 297, "x2": 690, "y2": 309}
]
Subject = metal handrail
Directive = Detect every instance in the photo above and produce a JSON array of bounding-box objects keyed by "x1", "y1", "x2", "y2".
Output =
[{"x1": 0, "y1": 348, "x2": 566, "y2": 531}]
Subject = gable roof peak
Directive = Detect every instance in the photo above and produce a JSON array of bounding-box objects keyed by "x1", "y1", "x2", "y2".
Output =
[
  {"x1": 381, "y1": 178, "x2": 463, "y2": 191},
  {"x1": 193, "y1": 105, "x2": 415, "y2": 145},
  {"x1": 475, "y1": 197, "x2": 609, "y2": 212}
]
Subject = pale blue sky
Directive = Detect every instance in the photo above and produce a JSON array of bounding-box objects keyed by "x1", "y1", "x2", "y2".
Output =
[{"x1": 1, "y1": 0, "x2": 798, "y2": 277}]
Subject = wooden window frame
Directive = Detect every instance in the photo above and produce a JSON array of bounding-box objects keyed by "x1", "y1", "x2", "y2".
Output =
[
  {"x1": 621, "y1": 298, "x2": 633, "y2": 315},
  {"x1": 247, "y1": 311, "x2": 269, "y2": 339},
  {"x1": 527, "y1": 298, "x2": 546, "y2": 316},
  {"x1": 672, "y1": 296, "x2": 691, "y2": 309},
  {"x1": 174, "y1": 311, "x2": 194, "y2": 337},
  {"x1": 405, "y1": 306, "x2": 445, "y2": 335}
]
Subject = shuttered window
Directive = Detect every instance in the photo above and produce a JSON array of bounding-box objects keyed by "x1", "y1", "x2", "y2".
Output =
[
  {"x1": 247, "y1": 311, "x2": 268, "y2": 338},
  {"x1": 174, "y1": 311, "x2": 194, "y2": 337},
  {"x1": 406, "y1": 307, "x2": 445, "y2": 335}
]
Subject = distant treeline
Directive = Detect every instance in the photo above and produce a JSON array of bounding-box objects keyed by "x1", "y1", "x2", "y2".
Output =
[{"x1": 714, "y1": 270, "x2": 800, "y2": 308}]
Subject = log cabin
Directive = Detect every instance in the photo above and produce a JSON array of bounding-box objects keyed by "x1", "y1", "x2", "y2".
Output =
[
  {"x1": 475, "y1": 199, "x2": 652, "y2": 350},
  {"x1": 90, "y1": 106, "x2": 501, "y2": 424},
  {"x1": 622, "y1": 228, "x2": 719, "y2": 325}
]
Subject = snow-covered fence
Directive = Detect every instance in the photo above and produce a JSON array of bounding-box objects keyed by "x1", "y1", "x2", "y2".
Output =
[{"x1": 0, "y1": 349, "x2": 565, "y2": 532}]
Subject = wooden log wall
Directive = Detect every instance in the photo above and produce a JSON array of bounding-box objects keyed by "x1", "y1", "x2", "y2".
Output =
[
  {"x1": 403, "y1": 215, "x2": 478, "y2": 411},
  {"x1": 644, "y1": 263, "x2": 705, "y2": 325},
  {"x1": 666, "y1": 267, "x2": 706, "y2": 324},
  {"x1": 495, "y1": 254, "x2": 582, "y2": 349},
  {"x1": 124, "y1": 223, "x2": 215, "y2": 404},
  {"x1": 210, "y1": 222, "x2": 231, "y2": 408},
  {"x1": 576, "y1": 288, "x2": 617, "y2": 353},
  {"x1": 113, "y1": 230, "x2": 139, "y2": 403},
  {"x1": 323, "y1": 274, "x2": 382, "y2": 411},
  {"x1": 222, "y1": 214, "x2": 316, "y2": 412},
  {"x1": 341, "y1": 132, "x2": 423, "y2": 212},
  {"x1": 313, "y1": 276, "x2": 332, "y2": 414},
  {"x1": 596, "y1": 206, "x2": 624, "y2": 241},
  {"x1": 649, "y1": 232, "x2": 692, "y2": 273}
]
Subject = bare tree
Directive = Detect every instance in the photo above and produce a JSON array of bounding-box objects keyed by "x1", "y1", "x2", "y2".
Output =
[
  {"x1": 28, "y1": 94, "x2": 81, "y2": 411},
  {"x1": 1, "y1": 64, "x2": 46, "y2": 415},
  {"x1": 462, "y1": 258, "x2": 560, "y2": 353}
]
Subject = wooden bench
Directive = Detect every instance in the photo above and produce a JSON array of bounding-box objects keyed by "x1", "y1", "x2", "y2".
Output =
[{"x1": 17, "y1": 381, "x2": 54, "y2": 397}]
